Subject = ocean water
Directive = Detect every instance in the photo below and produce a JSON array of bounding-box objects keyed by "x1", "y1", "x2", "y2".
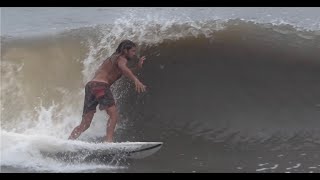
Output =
[{"x1": 1, "y1": 7, "x2": 320, "y2": 173}]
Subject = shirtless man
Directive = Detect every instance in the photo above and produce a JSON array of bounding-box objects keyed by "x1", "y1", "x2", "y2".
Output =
[{"x1": 68, "y1": 40, "x2": 146, "y2": 142}]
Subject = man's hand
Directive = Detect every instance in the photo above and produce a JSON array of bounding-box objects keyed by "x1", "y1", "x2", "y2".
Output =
[
  {"x1": 134, "y1": 79, "x2": 146, "y2": 93},
  {"x1": 137, "y1": 56, "x2": 146, "y2": 69},
  {"x1": 118, "y1": 56, "x2": 147, "y2": 93}
]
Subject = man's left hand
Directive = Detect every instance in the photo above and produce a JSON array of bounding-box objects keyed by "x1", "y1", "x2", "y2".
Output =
[{"x1": 138, "y1": 56, "x2": 146, "y2": 69}]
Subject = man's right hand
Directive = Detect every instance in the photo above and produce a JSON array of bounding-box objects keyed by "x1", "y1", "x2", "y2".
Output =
[{"x1": 134, "y1": 79, "x2": 146, "y2": 93}]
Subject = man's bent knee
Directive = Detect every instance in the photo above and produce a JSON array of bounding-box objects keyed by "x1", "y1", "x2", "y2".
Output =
[
  {"x1": 80, "y1": 110, "x2": 95, "y2": 129},
  {"x1": 106, "y1": 105, "x2": 117, "y2": 116},
  {"x1": 82, "y1": 110, "x2": 96, "y2": 118},
  {"x1": 106, "y1": 105, "x2": 116, "y2": 112}
]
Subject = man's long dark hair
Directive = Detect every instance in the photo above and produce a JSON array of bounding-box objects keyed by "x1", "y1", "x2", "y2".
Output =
[
  {"x1": 109, "y1": 40, "x2": 136, "y2": 63},
  {"x1": 115, "y1": 40, "x2": 136, "y2": 54}
]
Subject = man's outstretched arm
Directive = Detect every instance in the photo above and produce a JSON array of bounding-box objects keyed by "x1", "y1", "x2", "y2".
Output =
[
  {"x1": 118, "y1": 57, "x2": 139, "y2": 82},
  {"x1": 118, "y1": 57, "x2": 146, "y2": 93},
  {"x1": 129, "y1": 56, "x2": 146, "y2": 74}
]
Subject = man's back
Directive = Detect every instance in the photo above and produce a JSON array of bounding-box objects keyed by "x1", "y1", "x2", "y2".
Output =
[{"x1": 92, "y1": 55, "x2": 123, "y2": 85}]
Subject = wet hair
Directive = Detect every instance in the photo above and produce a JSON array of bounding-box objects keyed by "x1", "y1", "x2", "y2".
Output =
[
  {"x1": 109, "y1": 40, "x2": 136, "y2": 63},
  {"x1": 115, "y1": 40, "x2": 136, "y2": 54}
]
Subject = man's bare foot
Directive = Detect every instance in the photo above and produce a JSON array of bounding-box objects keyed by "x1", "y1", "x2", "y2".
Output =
[
  {"x1": 68, "y1": 135, "x2": 76, "y2": 140},
  {"x1": 105, "y1": 139, "x2": 113, "y2": 143}
]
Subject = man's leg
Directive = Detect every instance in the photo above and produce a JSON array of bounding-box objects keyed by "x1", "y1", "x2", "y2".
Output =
[
  {"x1": 68, "y1": 110, "x2": 95, "y2": 140},
  {"x1": 105, "y1": 105, "x2": 118, "y2": 142}
]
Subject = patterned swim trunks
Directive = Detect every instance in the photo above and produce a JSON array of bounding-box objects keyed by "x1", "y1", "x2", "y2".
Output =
[{"x1": 82, "y1": 81, "x2": 115, "y2": 115}]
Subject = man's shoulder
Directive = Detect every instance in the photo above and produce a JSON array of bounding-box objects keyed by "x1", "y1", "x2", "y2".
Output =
[{"x1": 117, "y1": 56, "x2": 127, "y2": 63}]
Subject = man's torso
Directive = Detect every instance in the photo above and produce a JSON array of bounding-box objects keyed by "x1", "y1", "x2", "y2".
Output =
[{"x1": 91, "y1": 55, "x2": 123, "y2": 85}]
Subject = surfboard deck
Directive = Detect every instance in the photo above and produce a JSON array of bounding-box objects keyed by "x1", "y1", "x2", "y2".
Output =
[{"x1": 40, "y1": 141, "x2": 163, "y2": 162}]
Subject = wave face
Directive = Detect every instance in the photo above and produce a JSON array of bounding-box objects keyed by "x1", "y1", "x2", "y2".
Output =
[{"x1": 2, "y1": 10, "x2": 320, "y2": 172}]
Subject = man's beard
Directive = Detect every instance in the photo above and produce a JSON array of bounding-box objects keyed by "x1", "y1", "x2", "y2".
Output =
[{"x1": 126, "y1": 55, "x2": 133, "y2": 61}]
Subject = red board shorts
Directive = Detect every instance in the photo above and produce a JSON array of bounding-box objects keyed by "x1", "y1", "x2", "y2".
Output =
[{"x1": 82, "y1": 81, "x2": 115, "y2": 115}]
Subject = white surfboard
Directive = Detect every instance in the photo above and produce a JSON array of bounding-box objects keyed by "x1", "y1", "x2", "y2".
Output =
[{"x1": 40, "y1": 140, "x2": 163, "y2": 161}]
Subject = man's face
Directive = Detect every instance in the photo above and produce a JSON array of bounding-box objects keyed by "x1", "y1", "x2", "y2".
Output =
[{"x1": 125, "y1": 47, "x2": 137, "y2": 60}]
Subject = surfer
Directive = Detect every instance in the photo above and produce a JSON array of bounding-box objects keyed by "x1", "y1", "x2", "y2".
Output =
[{"x1": 68, "y1": 40, "x2": 146, "y2": 142}]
